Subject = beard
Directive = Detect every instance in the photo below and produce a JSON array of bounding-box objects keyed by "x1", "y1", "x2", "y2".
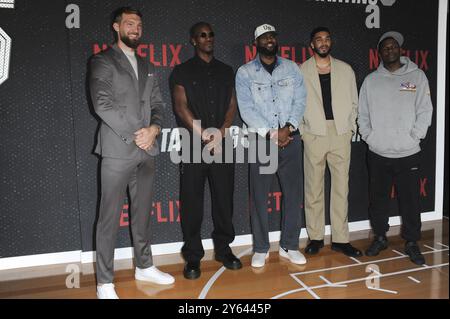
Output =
[
  {"x1": 120, "y1": 33, "x2": 140, "y2": 49},
  {"x1": 313, "y1": 45, "x2": 331, "y2": 58},
  {"x1": 257, "y1": 44, "x2": 278, "y2": 57}
]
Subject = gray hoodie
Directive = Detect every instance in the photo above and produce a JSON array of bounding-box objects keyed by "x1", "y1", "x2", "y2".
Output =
[{"x1": 358, "y1": 56, "x2": 433, "y2": 158}]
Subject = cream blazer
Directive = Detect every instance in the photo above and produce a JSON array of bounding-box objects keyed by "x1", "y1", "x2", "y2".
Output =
[{"x1": 299, "y1": 56, "x2": 358, "y2": 136}]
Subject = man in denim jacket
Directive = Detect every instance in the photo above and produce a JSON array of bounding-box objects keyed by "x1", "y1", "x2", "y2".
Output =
[{"x1": 235, "y1": 24, "x2": 307, "y2": 268}]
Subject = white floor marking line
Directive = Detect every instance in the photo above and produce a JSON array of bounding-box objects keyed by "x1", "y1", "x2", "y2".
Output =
[
  {"x1": 198, "y1": 247, "x2": 253, "y2": 299},
  {"x1": 424, "y1": 245, "x2": 438, "y2": 251},
  {"x1": 349, "y1": 257, "x2": 362, "y2": 264},
  {"x1": 319, "y1": 275, "x2": 347, "y2": 288},
  {"x1": 392, "y1": 250, "x2": 406, "y2": 256},
  {"x1": 436, "y1": 242, "x2": 449, "y2": 248},
  {"x1": 368, "y1": 287, "x2": 398, "y2": 294},
  {"x1": 319, "y1": 275, "x2": 332, "y2": 284},
  {"x1": 289, "y1": 248, "x2": 448, "y2": 276},
  {"x1": 289, "y1": 274, "x2": 320, "y2": 299},
  {"x1": 271, "y1": 262, "x2": 448, "y2": 299},
  {"x1": 408, "y1": 276, "x2": 421, "y2": 283}
]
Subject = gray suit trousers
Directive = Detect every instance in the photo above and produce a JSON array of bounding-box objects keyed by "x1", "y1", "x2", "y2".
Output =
[{"x1": 96, "y1": 155, "x2": 155, "y2": 284}]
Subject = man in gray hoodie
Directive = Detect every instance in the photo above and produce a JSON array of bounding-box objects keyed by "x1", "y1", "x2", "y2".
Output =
[{"x1": 358, "y1": 31, "x2": 433, "y2": 265}]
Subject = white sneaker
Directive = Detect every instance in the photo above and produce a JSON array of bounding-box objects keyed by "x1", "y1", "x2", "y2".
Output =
[
  {"x1": 135, "y1": 266, "x2": 175, "y2": 285},
  {"x1": 279, "y1": 247, "x2": 307, "y2": 265},
  {"x1": 96, "y1": 283, "x2": 119, "y2": 299},
  {"x1": 251, "y1": 252, "x2": 269, "y2": 268}
]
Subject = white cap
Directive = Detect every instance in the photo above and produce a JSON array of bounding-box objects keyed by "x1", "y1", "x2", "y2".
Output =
[
  {"x1": 378, "y1": 31, "x2": 404, "y2": 48},
  {"x1": 254, "y1": 24, "x2": 277, "y2": 40}
]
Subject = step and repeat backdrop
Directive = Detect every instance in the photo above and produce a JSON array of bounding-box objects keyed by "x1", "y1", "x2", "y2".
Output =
[{"x1": 0, "y1": 0, "x2": 438, "y2": 258}]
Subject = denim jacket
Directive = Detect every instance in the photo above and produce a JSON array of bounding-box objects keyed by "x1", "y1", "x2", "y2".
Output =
[{"x1": 235, "y1": 55, "x2": 307, "y2": 136}]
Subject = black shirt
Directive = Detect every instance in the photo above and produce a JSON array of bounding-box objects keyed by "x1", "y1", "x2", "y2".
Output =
[
  {"x1": 261, "y1": 57, "x2": 276, "y2": 75},
  {"x1": 169, "y1": 55, "x2": 234, "y2": 129},
  {"x1": 319, "y1": 73, "x2": 334, "y2": 120}
]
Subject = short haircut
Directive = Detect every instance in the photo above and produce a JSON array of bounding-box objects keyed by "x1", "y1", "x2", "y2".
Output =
[
  {"x1": 310, "y1": 26, "x2": 331, "y2": 42},
  {"x1": 111, "y1": 6, "x2": 142, "y2": 25},
  {"x1": 189, "y1": 22, "x2": 212, "y2": 38}
]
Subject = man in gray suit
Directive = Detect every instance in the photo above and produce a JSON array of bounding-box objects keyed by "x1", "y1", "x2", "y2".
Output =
[{"x1": 89, "y1": 6, "x2": 174, "y2": 299}]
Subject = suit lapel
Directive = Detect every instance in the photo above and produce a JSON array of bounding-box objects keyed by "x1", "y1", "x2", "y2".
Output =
[
  {"x1": 330, "y1": 57, "x2": 338, "y2": 110},
  {"x1": 307, "y1": 58, "x2": 323, "y2": 105},
  {"x1": 137, "y1": 56, "x2": 148, "y2": 100},
  {"x1": 112, "y1": 44, "x2": 139, "y2": 92}
]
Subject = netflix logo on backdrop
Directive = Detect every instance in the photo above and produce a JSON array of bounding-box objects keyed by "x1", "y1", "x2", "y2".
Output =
[
  {"x1": 119, "y1": 199, "x2": 181, "y2": 227},
  {"x1": 117, "y1": 193, "x2": 285, "y2": 227},
  {"x1": 369, "y1": 48, "x2": 431, "y2": 71},
  {"x1": 92, "y1": 43, "x2": 431, "y2": 72},
  {"x1": 117, "y1": 176, "x2": 429, "y2": 226},
  {"x1": 93, "y1": 43, "x2": 186, "y2": 68},
  {"x1": 245, "y1": 45, "x2": 314, "y2": 64},
  {"x1": 390, "y1": 177, "x2": 429, "y2": 199},
  {"x1": 245, "y1": 45, "x2": 431, "y2": 72}
]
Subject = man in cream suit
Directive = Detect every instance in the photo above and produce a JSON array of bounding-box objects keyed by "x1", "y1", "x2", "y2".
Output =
[
  {"x1": 300, "y1": 27, "x2": 362, "y2": 257},
  {"x1": 90, "y1": 6, "x2": 174, "y2": 299}
]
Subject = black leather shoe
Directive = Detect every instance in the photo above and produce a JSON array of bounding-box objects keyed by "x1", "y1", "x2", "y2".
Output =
[
  {"x1": 365, "y1": 236, "x2": 388, "y2": 256},
  {"x1": 305, "y1": 240, "x2": 324, "y2": 255},
  {"x1": 183, "y1": 261, "x2": 201, "y2": 280},
  {"x1": 331, "y1": 242, "x2": 363, "y2": 257},
  {"x1": 405, "y1": 241, "x2": 425, "y2": 265},
  {"x1": 215, "y1": 253, "x2": 242, "y2": 270}
]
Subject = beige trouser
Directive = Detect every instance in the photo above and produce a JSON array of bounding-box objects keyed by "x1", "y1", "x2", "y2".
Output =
[{"x1": 303, "y1": 120, "x2": 352, "y2": 243}]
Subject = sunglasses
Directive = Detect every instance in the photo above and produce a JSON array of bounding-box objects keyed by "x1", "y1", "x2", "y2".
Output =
[{"x1": 198, "y1": 31, "x2": 215, "y2": 38}]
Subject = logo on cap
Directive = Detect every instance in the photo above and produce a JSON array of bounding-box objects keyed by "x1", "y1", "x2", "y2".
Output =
[{"x1": 254, "y1": 24, "x2": 276, "y2": 40}]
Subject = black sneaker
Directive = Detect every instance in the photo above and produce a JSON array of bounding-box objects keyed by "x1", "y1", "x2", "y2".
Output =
[
  {"x1": 331, "y1": 242, "x2": 363, "y2": 257},
  {"x1": 304, "y1": 240, "x2": 324, "y2": 255},
  {"x1": 365, "y1": 236, "x2": 388, "y2": 256},
  {"x1": 405, "y1": 242, "x2": 426, "y2": 265}
]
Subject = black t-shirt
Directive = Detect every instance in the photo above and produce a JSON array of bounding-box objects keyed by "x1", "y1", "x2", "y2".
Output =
[
  {"x1": 169, "y1": 55, "x2": 234, "y2": 129},
  {"x1": 260, "y1": 57, "x2": 276, "y2": 75},
  {"x1": 319, "y1": 73, "x2": 334, "y2": 120}
]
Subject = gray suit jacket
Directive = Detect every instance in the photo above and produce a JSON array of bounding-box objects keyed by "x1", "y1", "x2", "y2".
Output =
[{"x1": 89, "y1": 43, "x2": 164, "y2": 159}]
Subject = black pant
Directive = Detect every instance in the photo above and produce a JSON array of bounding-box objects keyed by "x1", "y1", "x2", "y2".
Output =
[
  {"x1": 368, "y1": 151, "x2": 422, "y2": 242},
  {"x1": 179, "y1": 162, "x2": 235, "y2": 262}
]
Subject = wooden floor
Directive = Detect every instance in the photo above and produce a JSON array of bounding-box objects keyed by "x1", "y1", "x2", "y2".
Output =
[{"x1": 0, "y1": 219, "x2": 448, "y2": 299}]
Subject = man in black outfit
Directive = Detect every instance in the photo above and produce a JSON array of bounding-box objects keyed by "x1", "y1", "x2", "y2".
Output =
[{"x1": 169, "y1": 22, "x2": 241, "y2": 279}]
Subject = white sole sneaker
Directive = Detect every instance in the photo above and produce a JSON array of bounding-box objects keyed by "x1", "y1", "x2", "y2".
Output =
[
  {"x1": 96, "y1": 283, "x2": 119, "y2": 299},
  {"x1": 135, "y1": 266, "x2": 175, "y2": 285},
  {"x1": 251, "y1": 252, "x2": 270, "y2": 268},
  {"x1": 279, "y1": 247, "x2": 307, "y2": 265}
]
